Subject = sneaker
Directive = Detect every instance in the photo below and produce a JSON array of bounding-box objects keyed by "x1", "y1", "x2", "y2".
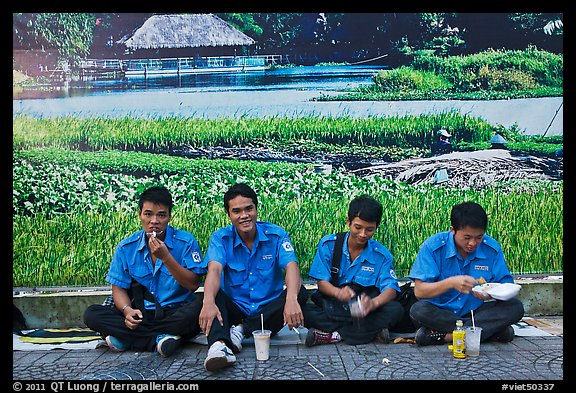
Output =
[
  {"x1": 204, "y1": 341, "x2": 237, "y2": 372},
  {"x1": 229, "y1": 324, "x2": 244, "y2": 353},
  {"x1": 491, "y1": 325, "x2": 515, "y2": 343},
  {"x1": 375, "y1": 327, "x2": 390, "y2": 344},
  {"x1": 305, "y1": 328, "x2": 341, "y2": 347},
  {"x1": 156, "y1": 334, "x2": 181, "y2": 357},
  {"x1": 105, "y1": 335, "x2": 129, "y2": 352},
  {"x1": 414, "y1": 327, "x2": 446, "y2": 346}
]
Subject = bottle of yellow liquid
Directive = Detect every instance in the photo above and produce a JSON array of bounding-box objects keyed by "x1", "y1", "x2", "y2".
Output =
[{"x1": 451, "y1": 319, "x2": 466, "y2": 359}]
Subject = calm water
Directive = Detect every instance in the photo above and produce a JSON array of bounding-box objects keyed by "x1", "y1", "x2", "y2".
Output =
[
  {"x1": 12, "y1": 65, "x2": 562, "y2": 135},
  {"x1": 13, "y1": 65, "x2": 384, "y2": 99}
]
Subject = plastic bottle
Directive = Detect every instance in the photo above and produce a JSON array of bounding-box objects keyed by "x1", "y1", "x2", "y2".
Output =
[{"x1": 451, "y1": 319, "x2": 466, "y2": 359}]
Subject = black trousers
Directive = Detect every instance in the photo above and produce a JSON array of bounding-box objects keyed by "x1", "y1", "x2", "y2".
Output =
[
  {"x1": 206, "y1": 285, "x2": 309, "y2": 349},
  {"x1": 84, "y1": 300, "x2": 202, "y2": 352},
  {"x1": 410, "y1": 298, "x2": 524, "y2": 342},
  {"x1": 302, "y1": 299, "x2": 405, "y2": 345}
]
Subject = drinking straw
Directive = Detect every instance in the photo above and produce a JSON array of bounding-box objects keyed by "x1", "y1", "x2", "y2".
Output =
[
  {"x1": 261, "y1": 313, "x2": 264, "y2": 332},
  {"x1": 357, "y1": 295, "x2": 363, "y2": 315},
  {"x1": 471, "y1": 309, "x2": 476, "y2": 329},
  {"x1": 307, "y1": 362, "x2": 325, "y2": 377}
]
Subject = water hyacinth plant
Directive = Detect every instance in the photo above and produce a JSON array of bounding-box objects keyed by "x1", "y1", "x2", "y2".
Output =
[{"x1": 13, "y1": 144, "x2": 562, "y2": 287}]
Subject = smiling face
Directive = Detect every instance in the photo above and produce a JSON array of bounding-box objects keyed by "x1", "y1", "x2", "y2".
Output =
[
  {"x1": 450, "y1": 225, "x2": 485, "y2": 258},
  {"x1": 346, "y1": 216, "x2": 377, "y2": 248},
  {"x1": 138, "y1": 201, "x2": 171, "y2": 240},
  {"x1": 227, "y1": 195, "x2": 258, "y2": 238}
]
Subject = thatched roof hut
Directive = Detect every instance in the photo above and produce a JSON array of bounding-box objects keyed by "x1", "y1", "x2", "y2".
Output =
[{"x1": 117, "y1": 13, "x2": 255, "y2": 51}]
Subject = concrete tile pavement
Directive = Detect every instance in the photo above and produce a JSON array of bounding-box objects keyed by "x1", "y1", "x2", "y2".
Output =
[{"x1": 13, "y1": 328, "x2": 564, "y2": 383}]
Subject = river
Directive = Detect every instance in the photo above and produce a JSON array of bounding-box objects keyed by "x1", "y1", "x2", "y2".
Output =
[{"x1": 12, "y1": 65, "x2": 563, "y2": 136}]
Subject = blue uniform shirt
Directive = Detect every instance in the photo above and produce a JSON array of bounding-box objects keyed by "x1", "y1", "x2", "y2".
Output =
[
  {"x1": 106, "y1": 225, "x2": 205, "y2": 309},
  {"x1": 409, "y1": 230, "x2": 514, "y2": 316},
  {"x1": 203, "y1": 221, "x2": 298, "y2": 316},
  {"x1": 308, "y1": 232, "x2": 400, "y2": 294}
]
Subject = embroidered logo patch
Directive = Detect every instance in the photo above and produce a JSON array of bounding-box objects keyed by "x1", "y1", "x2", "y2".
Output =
[
  {"x1": 361, "y1": 266, "x2": 375, "y2": 273},
  {"x1": 282, "y1": 241, "x2": 294, "y2": 252},
  {"x1": 390, "y1": 268, "x2": 397, "y2": 279},
  {"x1": 192, "y1": 251, "x2": 201, "y2": 263},
  {"x1": 474, "y1": 265, "x2": 489, "y2": 271}
]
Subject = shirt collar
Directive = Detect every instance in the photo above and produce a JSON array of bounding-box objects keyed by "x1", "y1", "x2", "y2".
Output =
[
  {"x1": 343, "y1": 232, "x2": 374, "y2": 266},
  {"x1": 445, "y1": 231, "x2": 458, "y2": 259},
  {"x1": 233, "y1": 222, "x2": 268, "y2": 249}
]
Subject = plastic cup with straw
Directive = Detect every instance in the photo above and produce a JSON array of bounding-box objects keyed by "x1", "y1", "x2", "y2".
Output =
[
  {"x1": 466, "y1": 308, "x2": 482, "y2": 356},
  {"x1": 253, "y1": 313, "x2": 271, "y2": 360}
]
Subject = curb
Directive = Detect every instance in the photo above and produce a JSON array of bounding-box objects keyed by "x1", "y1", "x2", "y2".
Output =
[{"x1": 13, "y1": 276, "x2": 563, "y2": 329}]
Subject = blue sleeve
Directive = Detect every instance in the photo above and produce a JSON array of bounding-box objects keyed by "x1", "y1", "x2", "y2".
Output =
[
  {"x1": 375, "y1": 253, "x2": 401, "y2": 293},
  {"x1": 308, "y1": 236, "x2": 333, "y2": 281},
  {"x1": 202, "y1": 233, "x2": 227, "y2": 269},
  {"x1": 182, "y1": 236, "x2": 206, "y2": 275},
  {"x1": 277, "y1": 231, "x2": 298, "y2": 269},
  {"x1": 105, "y1": 246, "x2": 132, "y2": 289},
  {"x1": 409, "y1": 241, "x2": 440, "y2": 282}
]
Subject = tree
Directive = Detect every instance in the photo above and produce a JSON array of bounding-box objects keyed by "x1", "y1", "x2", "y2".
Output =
[
  {"x1": 13, "y1": 13, "x2": 97, "y2": 66},
  {"x1": 219, "y1": 13, "x2": 263, "y2": 39}
]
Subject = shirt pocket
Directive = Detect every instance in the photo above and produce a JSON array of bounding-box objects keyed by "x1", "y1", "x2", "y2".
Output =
[
  {"x1": 130, "y1": 264, "x2": 151, "y2": 283},
  {"x1": 354, "y1": 274, "x2": 377, "y2": 288},
  {"x1": 226, "y1": 260, "x2": 247, "y2": 287},
  {"x1": 256, "y1": 255, "x2": 276, "y2": 284},
  {"x1": 159, "y1": 264, "x2": 181, "y2": 294},
  {"x1": 354, "y1": 264, "x2": 378, "y2": 288}
]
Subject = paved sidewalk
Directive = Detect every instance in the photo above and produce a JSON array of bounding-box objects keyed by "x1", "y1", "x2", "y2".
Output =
[{"x1": 13, "y1": 320, "x2": 564, "y2": 383}]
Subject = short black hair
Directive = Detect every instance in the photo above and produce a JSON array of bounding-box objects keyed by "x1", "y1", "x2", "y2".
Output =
[
  {"x1": 347, "y1": 195, "x2": 383, "y2": 226},
  {"x1": 224, "y1": 183, "x2": 258, "y2": 212},
  {"x1": 139, "y1": 186, "x2": 173, "y2": 213},
  {"x1": 450, "y1": 201, "x2": 488, "y2": 231}
]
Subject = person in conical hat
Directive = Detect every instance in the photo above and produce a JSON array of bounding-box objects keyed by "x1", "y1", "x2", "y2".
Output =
[{"x1": 431, "y1": 129, "x2": 453, "y2": 155}]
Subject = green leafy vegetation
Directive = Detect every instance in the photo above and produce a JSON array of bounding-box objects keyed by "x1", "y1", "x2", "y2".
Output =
[
  {"x1": 319, "y1": 47, "x2": 563, "y2": 101},
  {"x1": 13, "y1": 115, "x2": 563, "y2": 287}
]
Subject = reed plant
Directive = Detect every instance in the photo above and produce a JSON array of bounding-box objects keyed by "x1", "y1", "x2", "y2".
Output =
[{"x1": 13, "y1": 113, "x2": 496, "y2": 152}]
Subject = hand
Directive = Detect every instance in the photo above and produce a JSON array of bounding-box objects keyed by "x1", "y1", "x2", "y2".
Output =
[
  {"x1": 361, "y1": 293, "x2": 378, "y2": 315},
  {"x1": 471, "y1": 277, "x2": 491, "y2": 300},
  {"x1": 147, "y1": 235, "x2": 169, "y2": 260},
  {"x1": 471, "y1": 290, "x2": 492, "y2": 301},
  {"x1": 335, "y1": 285, "x2": 356, "y2": 302},
  {"x1": 350, "y1": 293, "x2": 371, "y2": 318},
  {"x1": 124, "y1": 307, "x2": 143, "y2": 330},
  {"x1": 283, "y1": 298, "x2": 304, "y2": 330},
  {"x1": 452, "y1": 275, "x2": 477, "y2": 294},
  {"x1": 199, "y1": 303, "x2": 222, "y2": 336}
]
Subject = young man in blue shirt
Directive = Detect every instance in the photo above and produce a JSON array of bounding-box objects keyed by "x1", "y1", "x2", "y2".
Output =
[
  {"x1": 84, "y1": 186, "x2": 206, "y2": 357},
  {"x1": 303, "y1": 195, "x2": 404, "y2": 346},
  {"x1": 199, "y1": 183, "x2": 307, "y2": 372},
  {"x1": 409, "y1": 201, "x2": 524, "y2": 346}
]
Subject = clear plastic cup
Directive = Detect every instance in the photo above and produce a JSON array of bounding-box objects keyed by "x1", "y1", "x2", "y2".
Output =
[
  {"x1": 465, "y1": 327, "x2": 482, "y2": 356},
  {"x1": 349, "y1": 296, "x2": 365, "y2": 318},
  {"x1": 252, "y1": 330, "x2": 271, "y2": 361}
]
